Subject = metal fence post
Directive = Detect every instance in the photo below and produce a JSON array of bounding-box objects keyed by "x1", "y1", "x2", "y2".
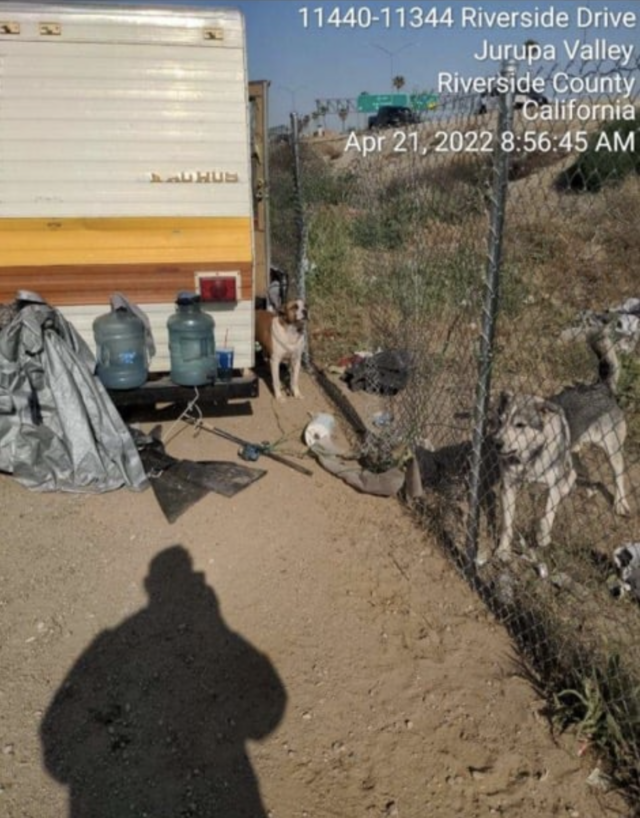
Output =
[
  {"x1": 290, "y1": 112, "x2": 310, "y2": 368},
  {"x1": 465, "y1": 60, "x2": 517, "y2": 563}
]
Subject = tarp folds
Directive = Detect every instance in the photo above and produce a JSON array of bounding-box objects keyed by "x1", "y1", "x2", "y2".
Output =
[{"x1": 0, "y1": 299, "x2": 148, "y2": 493}]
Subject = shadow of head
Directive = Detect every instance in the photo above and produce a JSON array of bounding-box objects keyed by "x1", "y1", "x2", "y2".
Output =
[{"x1": 143, "y1": 544, "x2": 214, "y2": 607}]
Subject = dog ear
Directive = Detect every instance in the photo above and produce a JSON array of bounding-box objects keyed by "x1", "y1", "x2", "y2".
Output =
[
  {"x1": 487, "y1": 391, "x2": 511, "y2": 434},
  {"x1": 537, "y1": 399, "x2": 563, "y2": 417},
  {"x1": 496, "y1": 391, "x2": 513, "y2": 417}
]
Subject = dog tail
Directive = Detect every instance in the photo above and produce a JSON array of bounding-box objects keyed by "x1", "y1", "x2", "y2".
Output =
[{"x1": 588, "y1": 327, "x2": 621, "y2": 394}]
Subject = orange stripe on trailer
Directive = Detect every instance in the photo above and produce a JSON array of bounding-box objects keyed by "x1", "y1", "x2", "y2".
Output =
[{"x1": 0, "y1": 217, "x2": 253, "y2": 266}]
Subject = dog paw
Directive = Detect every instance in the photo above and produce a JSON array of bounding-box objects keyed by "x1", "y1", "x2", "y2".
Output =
[
  {"x1": 293, "y1": 392, "x2": 303, "y2": 400},
  {"x1": 496, "y1": 548, "x2": 513, "y2": 563},
  {"x1": 474, "y1": 552, "x2": 490, "y2": 568},
  {"x1": 615, "y1": 499, "x2": 631, "y2": 517},
  {"x1": 536, "y1": 533, "x2": 552, "y2": 549}
]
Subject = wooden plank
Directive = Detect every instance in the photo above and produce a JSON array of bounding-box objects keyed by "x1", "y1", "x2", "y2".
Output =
[{"x1": 0, "y1": 262, "x2": 252, "y2": 304}]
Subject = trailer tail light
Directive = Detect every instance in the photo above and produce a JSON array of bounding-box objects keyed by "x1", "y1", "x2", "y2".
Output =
[{"x1": 198, "y1": 275, "x2": 238, "y2": 303}]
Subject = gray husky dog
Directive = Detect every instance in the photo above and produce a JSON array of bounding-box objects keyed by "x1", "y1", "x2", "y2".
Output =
[{"x1": 491, "y1": 330, "x2": 630, "y2": 562}]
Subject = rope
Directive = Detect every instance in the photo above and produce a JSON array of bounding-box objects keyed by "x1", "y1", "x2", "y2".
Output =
[{"x1": 161, "y1": 388, "x2": 203, "y2": 446}]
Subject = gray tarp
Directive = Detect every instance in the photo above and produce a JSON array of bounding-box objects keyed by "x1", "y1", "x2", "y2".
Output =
[{"x1": 0, "y1": 299, "x2": 148, "y2": 493}]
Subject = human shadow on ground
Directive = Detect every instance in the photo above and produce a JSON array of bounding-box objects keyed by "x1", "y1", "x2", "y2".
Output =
[{"x1": 40, "y1": 545, "x2": 286, "y2": 817}]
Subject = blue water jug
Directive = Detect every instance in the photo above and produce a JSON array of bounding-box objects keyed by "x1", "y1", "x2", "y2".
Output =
[
  {"x1": 167, "y1": 292, "x2": 217, "y2": 386},
  {"x1": 93, "y1": 307, "x2": 148, "y2": 390}
]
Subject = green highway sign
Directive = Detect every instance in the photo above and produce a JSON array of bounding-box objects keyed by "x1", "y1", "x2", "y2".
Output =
[
  {"x1": 357, "y1": 93, "x2": 438, "y2": 112},
  {"x1": 409, "y1": 93, "x2": 439, "y2": 110},
  {"x1": 357, "y1": 94, "x2": 407, "y2": 112}
]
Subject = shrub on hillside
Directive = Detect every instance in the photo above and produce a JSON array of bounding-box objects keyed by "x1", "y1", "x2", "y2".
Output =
[{"x1": 557, "y1": 115, "x2": 639, "y2": 192}]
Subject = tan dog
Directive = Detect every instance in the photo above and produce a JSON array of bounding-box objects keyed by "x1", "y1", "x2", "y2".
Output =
[{"x1": 255, "y1": 299, "x2": 308, "y2": 400}]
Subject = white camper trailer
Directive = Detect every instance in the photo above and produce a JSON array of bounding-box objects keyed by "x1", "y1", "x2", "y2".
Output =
[{"x1": 0, "y1": 2, "x2": 268, "y2": 394}]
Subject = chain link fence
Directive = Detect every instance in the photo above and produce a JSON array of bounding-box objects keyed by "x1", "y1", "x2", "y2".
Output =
[{"x1": 271, "y1": 56, "x2": 640, "y2": 808}]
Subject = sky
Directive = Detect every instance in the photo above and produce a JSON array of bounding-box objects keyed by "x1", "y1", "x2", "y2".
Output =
[
  {"x1": 232, "y1": 0, "x2": 639, "y2": 126},
  {"x1": 42, "y1": 1, "x2": 640, "y2": 127}
]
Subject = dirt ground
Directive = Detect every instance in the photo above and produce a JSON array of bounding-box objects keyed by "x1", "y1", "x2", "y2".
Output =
[{"x1": 0, "y1": 369, "x2": 630, "y2": 818}]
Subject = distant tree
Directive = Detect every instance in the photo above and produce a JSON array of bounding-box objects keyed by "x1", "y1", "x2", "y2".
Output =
[
  {"x1": 338, "y1": 107, "x2": 349, "y2": 132},
  {"x1": 524, "y1": 39, "x2": 539, "y2": 55},
  {"x1": 392, "y1": 75, "x2": 406, "y2": 92},
  {"x1": 318, "y1": 104, "x2": 329, "y2": 128}
]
